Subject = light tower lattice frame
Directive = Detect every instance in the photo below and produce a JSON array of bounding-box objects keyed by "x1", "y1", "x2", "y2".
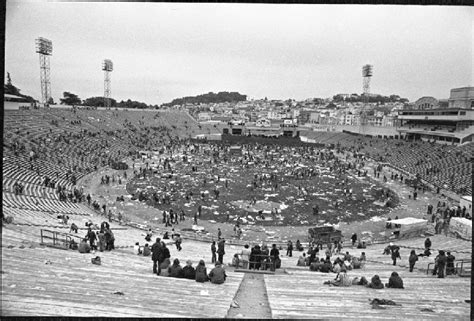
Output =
[
  {"x1": 360, "y1": 64, "x2": 373, "y2": 133},
  {"x1": 102, "y1": 59, "x2": 113, "y2": 109},
  {"x1": 36, "y1": 37, "x2": 53, "y2": 105}
]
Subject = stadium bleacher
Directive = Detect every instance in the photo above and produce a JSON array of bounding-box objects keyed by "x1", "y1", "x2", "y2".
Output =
[
  {"x1": 301, "y1": 131, "x2": 472, "y2": 196},
  {"x1": 1, "y1": 108, "x2": 471, "y2": 318}
]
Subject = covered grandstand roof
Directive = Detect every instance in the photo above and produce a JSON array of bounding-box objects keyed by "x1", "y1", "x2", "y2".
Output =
[{"x1": 4, "y1": 94, "x2": 29, "y2": 101}]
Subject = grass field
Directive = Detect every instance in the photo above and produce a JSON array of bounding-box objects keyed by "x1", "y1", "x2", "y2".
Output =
[{"x1": 125, "y1": 145, "x2": 399, "y2": 227}]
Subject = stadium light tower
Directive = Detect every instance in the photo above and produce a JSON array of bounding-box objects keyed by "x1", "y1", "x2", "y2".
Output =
[
  {"x1": 362, "y1": 64, "x2": 373, "y2": 106},
  {"x1": 360, "y1": 64, "x2": 373, "y2": 132},
  {"x1": 102, "y1": 59, "x2": 113, "y2": 108},
  {"x1": 35, "y1": 37, "x2": 53, "y2": 105}
]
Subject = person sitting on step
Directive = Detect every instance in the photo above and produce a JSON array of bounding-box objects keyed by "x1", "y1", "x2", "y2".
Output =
[
  {"x1": 159, "y1": 258, "x2": 171, "y2": 277},
  {"x1": 319, "y1": 259, "x2": 332, "y2": 273},
  {"x1": 209, "y1": 262, "x2": 227, "y2": 284},
  {"x1": 351, "y1": 276, "x2": 368, "y2": 286},
  {"x1": 351, "y1": 256, "x2": 361, "y2": 269},
  {"x1": 297, "y1": 253, "x2": 306, "y2": 266},
  {"x1": 142, "y1": 243, "x2": 151, "y2": 257},
  {"x1": 231, "y1": 254, "x2": 241, "y2": 268},
  {"x1": 324, "y1": 266, "x2": 352, "y2": 287},
  {"x1": 385, "y1": 271, "x2": 404, "y2": 289},
  {"x1": 195, "y1": 260, "x2": 209, "y2": 283},
  {"x1": 310, "y1": 258, "x2": 322, "y2": 272},
  {"x1": 357, "y1": 241, "x2": 366, "y2": 249},
  {"x1": 134, "y1": 242, "x2": 142, "y2": 255},
  {"x1": 168, "y1": 258, "x2": 184, "y2": 278},
  {"x1": 78, "y1": 238, "x2": 91, "y2": 253},
  {"x1": 183, "y1": 260, "x2": 196, "y2": 279},
  {"x1": 366, "y1": 275, "x2": 384, "y2": 289}
]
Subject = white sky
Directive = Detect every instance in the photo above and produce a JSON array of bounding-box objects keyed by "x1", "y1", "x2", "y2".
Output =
[{"x1": 5, "y1": 1, "x2": 473, "y2": 104}]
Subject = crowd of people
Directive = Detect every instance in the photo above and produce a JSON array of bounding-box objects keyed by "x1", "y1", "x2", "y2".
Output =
[
  {"x1": 143, "y1": 237, "x2": 227, "y2": 284},
  {"x1": 76, "y1": 221, "x2": 116, "y2": 253},
  {"x1": 295, "y1": 245, "x2": 367, "y2": 273},
  {"x1": 12, "y1": 181, "x2": 24, "y2": 195},
  {"x1": 5, "y1": 109, "x2": 469, "y2": 297},
  {"x1": 324, "y1": 269, "x2": 404, "y2": 289},
  {"x1": 229, "y1": 243, "x2": 282, "y2": 271},
  {"x1": 122, "y1": 140, "x2": 402, "y2": 231}
]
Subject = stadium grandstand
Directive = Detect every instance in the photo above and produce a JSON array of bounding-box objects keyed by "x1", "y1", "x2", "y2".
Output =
[{"x1": 2, "y1": 106, "x2": 472, "y2": 319}]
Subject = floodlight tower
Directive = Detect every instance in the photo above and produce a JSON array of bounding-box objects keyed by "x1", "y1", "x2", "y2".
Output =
[
  {"x1": 360, "y1": 64, "x2": 373, "y2": 132},
  {"x1": 102, "y1": 59, "x2": 113, "y2": 108},
  {"x1": 35, "y1": 37, "x2": 53, "y2": 105}
]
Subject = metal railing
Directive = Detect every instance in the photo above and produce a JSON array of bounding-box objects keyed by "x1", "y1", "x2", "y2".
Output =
[
  {"x1": 426, "y1": 259, "x2": 471, "y2": 276},
  {"x1": 426, "y1": 262, "x2": 435, "y2": 275},
  {"x1": 40, "y1": 229, "x2": 82, "y2": 250},
  {"x1": 455, "y1": 260, "x2": 472, "y2": 276}
]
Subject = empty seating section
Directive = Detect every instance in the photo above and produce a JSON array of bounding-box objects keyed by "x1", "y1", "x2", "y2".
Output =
[
  {"x1": 268, "y1": 238, "x2": 471, "y2": 319},
  {"x1": 3, "y1": 109, "x2": 202, "y2": 189},
  {"x1": 301, "y1": 131, "x2": 472, "y2": 195},
  {"x1": 3, "y1": 160, "x2": 45, "y2": 186},
  {"x1": 3, "y1": 155, "x2": 73, "y2": 189},
  {"x1": 264, "y1": 267, "x2": 470, "y2": 319},
  {"x1": 3, "y1": 192, "x2": 91, "y2": 215},
  {"x1": 2, "y1": 108, "x2": 208, "y2": 235},
  {"x1": 2, "y1": 109, "x2": 471, "y2": 318},
  {"x1": 3, "y1": 177, "x2": 60, "y2": 201},
  {"x1": 4, "y1": 110, "x2": 203, "y2": 179},
  {"x1": 3, "y1": 207, "x2": 71, "y2": 228},
  {"x1": 6, "y1": 109, "x2": 469, "y2": 195},
  {"x1": 1, "y1": 246, "x2": 243, "y2": 317}
]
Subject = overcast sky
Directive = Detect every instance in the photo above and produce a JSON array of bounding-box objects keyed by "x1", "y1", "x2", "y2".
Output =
[{"x1": 5, "y1": 1, "x2": 473, "y2": 104}]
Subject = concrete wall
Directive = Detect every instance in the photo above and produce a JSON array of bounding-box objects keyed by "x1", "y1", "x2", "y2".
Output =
[
  {"x1": 4, "y1": 101, "x2": 20, "y2": 110},
  {"x1": 334, "y1": 125, "x2": 400, "y2": 137}
]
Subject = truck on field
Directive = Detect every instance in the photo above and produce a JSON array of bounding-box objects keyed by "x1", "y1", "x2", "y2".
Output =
[{"x1": 307, "y1": 226, "x2": 343, "y2": 245}]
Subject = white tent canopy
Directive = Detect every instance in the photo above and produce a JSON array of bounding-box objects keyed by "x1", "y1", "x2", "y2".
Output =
[{"x1": 388, "y1": 217, "x2": 427, "y2": 225}]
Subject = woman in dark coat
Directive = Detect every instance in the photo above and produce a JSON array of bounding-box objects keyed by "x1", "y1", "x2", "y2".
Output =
[
  {"x1": 168, "y1": 258, "x2": 184, "y2": 278},
  {"x1": 385, "y1": 272, "x2": 404, "y2": 288},
  {"x1": 424, "y1": 238, "x2": 431, "y2": 250},
  {"x1": 408, "y1": 250, "x2": 418, "y2": 272},
  {"x1": 437, "y1": 250, "x2": 447, "y2": 278},
  {"x1": 195, "y1": 260, "x2": 209, "y2": 282},
  {"x1": 366, "y1": 275, "x2": 384, "y2": 289},
  {"x1": 183, "y1": 260, "x2": 196, "y2": 279},
  {"x1": 446, "y1": 252, "x2": 456, "y2": 275},
  {"x1": 251, "y1": 245, "x2": 262, "y2": 270},
  {"x1": 211, "y1": 241, "x2": 217, "y2": 263}
]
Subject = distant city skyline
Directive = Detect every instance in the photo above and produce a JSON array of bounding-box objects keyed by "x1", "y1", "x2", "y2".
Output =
[{"x1": 5, "y1": 2, "x2": 473, "y2": 105}]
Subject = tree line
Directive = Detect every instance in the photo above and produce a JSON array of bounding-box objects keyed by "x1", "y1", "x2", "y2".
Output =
[
  {"x1": 4, "y1": 74, "x2": 159, "y2": 109},
  {"x1": 332, "y1": 93, "x2": 408, "y2": 104},
  {"x1": 164, "y1": 91, "x2": 247, "y2": 106},
  {"x1": 4, "y1": 73, "x2": 36, "y2": 102},
  {"x1": 57, "y1": 92, "x2": 159, "y2": 109}
]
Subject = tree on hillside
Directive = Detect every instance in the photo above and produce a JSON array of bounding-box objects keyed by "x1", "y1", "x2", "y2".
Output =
[
  {"x1": 4, "y1": 72, "x2": 36, "y2": 102},
  {"x1": 5, "y1": 72, "x2": 21, "y2": 96},
  {"x1": 47, "y1": 97, "x2": 55, "y2": 105},
  {"x1": 116, "y1": 99, "x2": 148, "y2": 109},
  {"x1": 83, "y1": 96, "x2": 117, "y2": 107},
  {"x1": 60, "y1": 92, "x2": 81, "y2": 105},
  {"x1": 164, "y1": 91, "x2": 247, "y2": 106}
]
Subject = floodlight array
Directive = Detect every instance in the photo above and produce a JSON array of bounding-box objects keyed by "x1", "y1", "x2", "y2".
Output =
[
  {"x1": 362, "y1": 64, "x2": 373, "y2": 78},
  {"x1": 102, "y1": 59, "x2": 113, "y2": 71},
  {"x1": 35, "y1": 37, "x2": 53, "y2": 55}
]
